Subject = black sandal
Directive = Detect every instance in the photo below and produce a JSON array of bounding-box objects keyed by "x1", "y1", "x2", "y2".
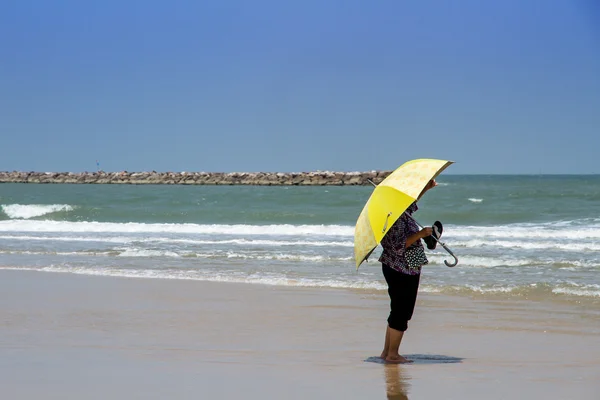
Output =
[{"x1": 423, "y1": 221, "x2": 443, "y2": 250}]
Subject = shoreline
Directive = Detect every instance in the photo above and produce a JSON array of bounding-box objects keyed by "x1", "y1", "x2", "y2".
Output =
[{"x1": 0, "y1": 170, "x2": 390, "y2": 185}]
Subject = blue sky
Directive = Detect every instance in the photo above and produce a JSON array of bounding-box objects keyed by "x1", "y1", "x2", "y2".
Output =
[{"x1": 1, "y1": 0, "x2": 599, "y2": 174}]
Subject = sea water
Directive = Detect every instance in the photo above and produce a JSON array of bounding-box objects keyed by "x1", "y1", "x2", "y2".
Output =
[{"x1": 1, "y1": 175, "x2": 599, "y2": 302}]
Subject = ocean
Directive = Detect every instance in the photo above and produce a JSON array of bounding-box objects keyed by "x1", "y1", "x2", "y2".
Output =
[{"x1": 1, "y1": 175, "x2": 599, "y2": 303}]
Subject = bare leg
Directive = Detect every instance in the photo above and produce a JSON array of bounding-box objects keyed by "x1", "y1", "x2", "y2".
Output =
[
  {"x1": 380, "y1": 325, "x2": 390, "y2": 359},
  {"x1": 385, "y1": 327, "x2": 412, "y2": 364}
]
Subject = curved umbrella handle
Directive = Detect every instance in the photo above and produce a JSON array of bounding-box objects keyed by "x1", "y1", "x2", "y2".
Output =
[{"x1": 439, "y1": 242, "x2": 458, "y2": 267}]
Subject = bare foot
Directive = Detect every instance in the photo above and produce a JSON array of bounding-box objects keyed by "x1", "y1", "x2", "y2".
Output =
[
  {"x1": 380, "y1": 352, "x2": 388, "y2": 359},
  {"x1": 385, "y1": 355, "x2": 413, "y2": 364}
]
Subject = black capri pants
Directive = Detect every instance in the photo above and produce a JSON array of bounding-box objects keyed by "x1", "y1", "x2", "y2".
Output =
[{"x1": 382, "y1": 264, "x2": 421, "y2": 332}]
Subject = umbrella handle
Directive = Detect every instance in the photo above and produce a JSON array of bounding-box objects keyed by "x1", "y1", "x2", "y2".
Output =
[
  {"x1": 439, "y1": 242, "x2": 459, "y2": 267},
  {"x1": 408, "y1": 215, "x2": 459, "y2": 268}
]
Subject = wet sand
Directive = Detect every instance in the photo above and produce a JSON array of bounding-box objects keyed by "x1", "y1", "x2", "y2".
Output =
[{"x1": 1, "y1": 269, "x2": 599, "y2": 399}]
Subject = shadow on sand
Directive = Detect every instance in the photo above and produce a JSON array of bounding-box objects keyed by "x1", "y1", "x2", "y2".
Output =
[{"x1": 364, "y1": 354, "x2": 464, "y2": 365}]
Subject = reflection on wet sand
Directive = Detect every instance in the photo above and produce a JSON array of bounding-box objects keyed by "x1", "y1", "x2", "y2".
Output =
[
  {"x1": 384, "y1": 364, "x2": 410, "y2": 400},
  {"x1": 379, "y1": 354, "x2": 464, "y2": 398}
]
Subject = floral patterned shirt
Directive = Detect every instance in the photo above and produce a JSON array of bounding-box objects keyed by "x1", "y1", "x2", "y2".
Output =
[{"x1": 378, "y1": 202, "x2": 427, "y2": 275}]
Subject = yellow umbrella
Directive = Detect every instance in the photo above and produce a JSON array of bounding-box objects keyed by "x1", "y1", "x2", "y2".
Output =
[{"x1": 354, "y1": 158, "x2": 456, "y2": 269}]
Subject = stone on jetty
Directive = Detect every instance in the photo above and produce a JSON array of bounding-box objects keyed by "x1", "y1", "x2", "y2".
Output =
[{"x1": 0, "y1": 170, "x2": 392, "y2": 186}]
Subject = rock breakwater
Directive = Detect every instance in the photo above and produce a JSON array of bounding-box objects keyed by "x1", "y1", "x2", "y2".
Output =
[{"x1": 0, "y1": 171, "x2": 391, "y2": 186}]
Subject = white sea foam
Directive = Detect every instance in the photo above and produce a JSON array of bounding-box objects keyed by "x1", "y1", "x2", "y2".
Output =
[
  {"x1": 117, "y1": 249, "x2": 352, "y2": 262},
  {"x1": 464, "y1": 284, "x2": 516, "y2": 293},
  {"x1": 552, "y1": 286, "x2": 600, "y2": 297},
  {"x1": 426, "y1": 254, "x2": 535, "y2": 268},
  {"x1": 1, "y1": 204, "x2": 74, "y2": 219},
  {"x1": 2, "y1": 217, "x2": 600, "y2": 242},
  {"x1": 221, "y1": 252, "x2": 352, "y2": 262},
  {"x1": 0, "y1": 266, "x2": 387, "y2": 290},
  {"x1": 3, "y1": 265, "x2": 598, "y2": 298},
  {"x1": 118, "y1": 249, "x2": 181, "y2": 258},
  {"x1": 559, "y1": 267, "x2": 578, "y2": 271},
  {"x1": 0, "y1": 220, "x2": 354, "y2": 236},
  {"x1": 0, "y1": 235, "x2": 135, "y2": 244},
  {"x1": 453, "y1": 239, "x2": 600, "y2": 252},
  {"x1": 3, "y1": 229, "x2": 598, "y2": 254},
  {"x1": 468, "y1": 198, "x2": 483, "y2": 203},
  {"x1": 424, "y1": 284, "x2": 518, "y2": 294},
  {"x1": 0, "y1": 250, "x2": 109, "y2": 257},
  {"x1": 3, "y1": 219, "x2": 598, "y2": 242},
  {"x1": 421, "y1": 283, "x2": 599, "y2": 297},
  {"x1": 3, "y1": 246, "x2": 591, "y2": 269},
  {"x1": 419, "y1": 286, "x2": 443, "y2": 293},
  {"x1": 147, "y1": 238, "x2": 354, "y2": 247},
  {"x1": 0, "y1": 248, "x2": 353, "y2": 262},
  {"x1": 448, "y1": 224, "x2": 600, "y2": 240},
  {"x1": 0, "y1": 235, "x2": 353, "y2": 247}
]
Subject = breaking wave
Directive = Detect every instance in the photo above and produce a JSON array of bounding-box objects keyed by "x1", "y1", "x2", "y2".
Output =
[{"x1": 1, "y1": 204, "x2": 74, "y2": 219}]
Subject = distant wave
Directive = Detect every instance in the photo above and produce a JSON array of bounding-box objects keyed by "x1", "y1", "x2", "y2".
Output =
[
  {"x1": 3, "y1": 232, "x2": 600, "y2": 253},
  {"x1": 448, "y1": 223, "x2": 600, "y2": 240},
  {"x1": 2, "y1": 219, "x2": 600, "y2": 243},
  {"x1": 0, "y1": 235, "x2": 355, "y2": 247},
  {"x1": 426, "y1": 251, "x2": 599, "y2": 269},
  {"x1": 0, "y1": 220, "x2": 354, "y2": 236},
  {"x1": 0, "y1": 217, "x2": 600, "y2": 239},
  {"x1": 0, "y1": 235, "x2": 137, "y2": 244},
  {"x1": 468, "y1": 198, "x2": 483, "y2": 203},
  {"x1": 0, "y1": 248, "x2": 353, "y2": 262},
  {"x1": 1, "y1": 204, "x2": 74, "y2": 219},
  {"x1": 552, "y1": 284, "x2": 600, "y2": 298},
  {"x1": 2, "y1": 246, "x2": 595, "y2": 269},
  {"x1": 423, "y1": 283, "x2": 600, "y2": 298},
  {"x1": 116, "y1": 248, "x2": 352, "y2": 262},
  {"x1": 426, "y1": 254, "x2": 541, "y2": 268},
  {"x1": 450, "y1": 238, "x2": 600, "y2": 252}
]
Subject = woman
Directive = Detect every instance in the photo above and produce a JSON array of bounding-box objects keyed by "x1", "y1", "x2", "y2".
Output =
[{"x1": 379, "y1": 179, "x2": 437, "y2": 363}]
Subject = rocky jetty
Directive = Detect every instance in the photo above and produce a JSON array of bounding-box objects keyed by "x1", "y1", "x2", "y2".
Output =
[{"x1": 0, "y1": 170, "x2": 392, "y2": 186}]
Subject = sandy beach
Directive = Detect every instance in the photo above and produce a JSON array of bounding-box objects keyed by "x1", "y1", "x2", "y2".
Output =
[{"x1": 1, "y1": 269, "x2": 599, "y2": 399}]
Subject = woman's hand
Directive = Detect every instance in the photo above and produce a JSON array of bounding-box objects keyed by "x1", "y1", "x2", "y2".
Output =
[
  {"x1": 419, "y1": 227, "x2": 433, "y2": 238},
  {"x1": 405, "y1": 227, "x2": 433, "y2": 248},
  {"x1": 424, "y1": 179, "x2": 437, "y2": 191},
  {"x1": 418, "y1": 179, "x2": 438, "y2": 200}
]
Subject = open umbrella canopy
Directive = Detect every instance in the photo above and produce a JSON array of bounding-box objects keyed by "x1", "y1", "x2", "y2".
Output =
[{"x1": 354, "y1": 158, "x2": 454, "y2": 269}]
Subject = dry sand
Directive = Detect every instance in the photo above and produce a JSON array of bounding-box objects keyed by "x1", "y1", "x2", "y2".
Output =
[{"x1": 1, "y1": 269, "x2": 599, "y2": 399}]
